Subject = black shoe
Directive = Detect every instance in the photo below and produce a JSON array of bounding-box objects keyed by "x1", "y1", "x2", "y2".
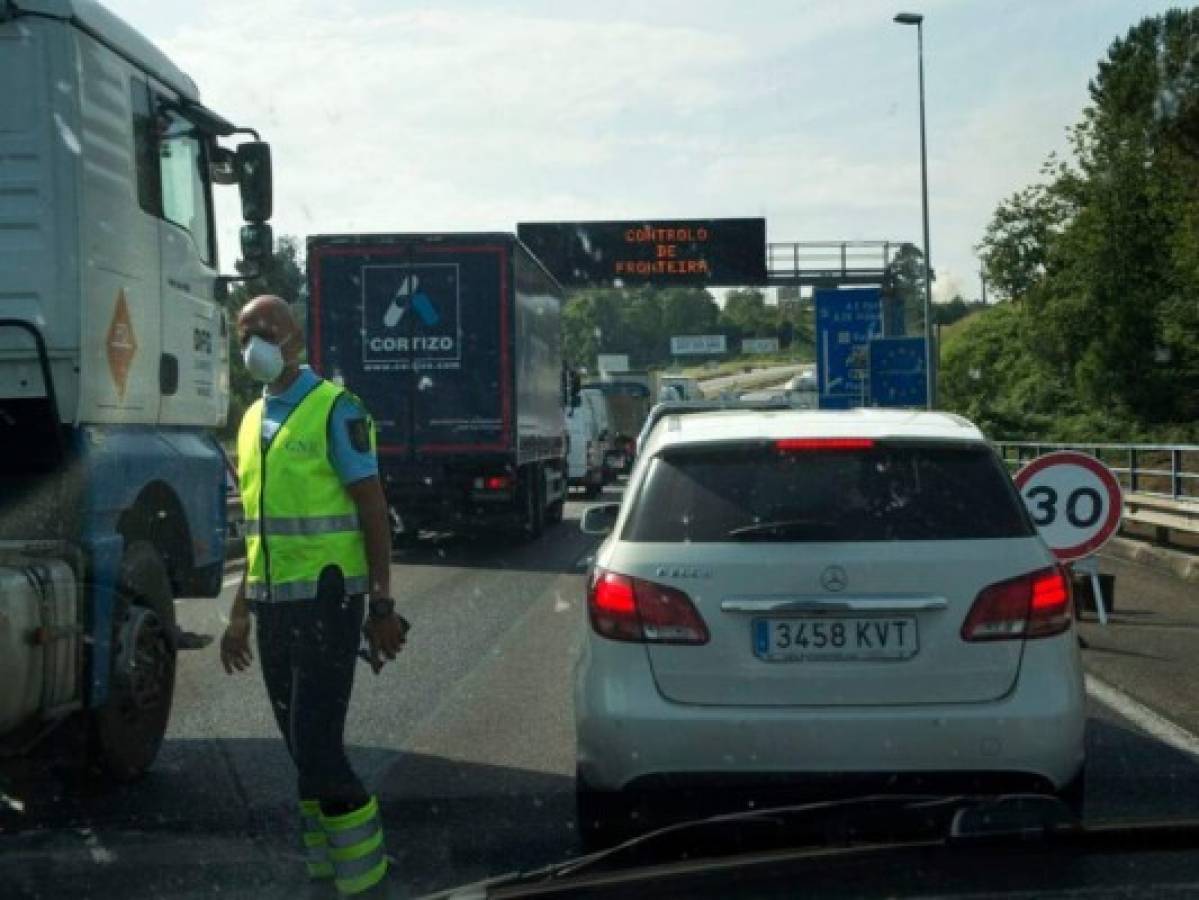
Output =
[{"x1": 175, "y1": 630, "x2": 214, "y2": 650}]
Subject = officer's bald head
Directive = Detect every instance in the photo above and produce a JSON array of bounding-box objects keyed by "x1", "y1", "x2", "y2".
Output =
[{"x1": 237, "y1": 294, "x2": 302, "y2": 357}]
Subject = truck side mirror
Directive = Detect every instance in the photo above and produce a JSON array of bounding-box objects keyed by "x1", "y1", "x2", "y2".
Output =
[
  {"x1": 240, "y1": 222, "x2": 273, "y2": 266},
  {"x1": 236, "y1": 141, "x2": 273, "y2": 221}
]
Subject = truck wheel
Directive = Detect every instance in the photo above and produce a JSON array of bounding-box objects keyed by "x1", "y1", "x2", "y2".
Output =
[
  {"x1": 90, "y1": 541, "x2": 177, "y2": 782},
  {"x1": 519, "y1": 465, "x2": 545, "y2": 541},
  {"x1": 545, "y1": 464, "x2": 566, "y2": 525}
]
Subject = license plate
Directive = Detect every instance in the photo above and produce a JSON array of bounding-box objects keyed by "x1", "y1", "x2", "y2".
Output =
[{"x1": 753, "y1": 616, "x2": 918, "y2": 662}]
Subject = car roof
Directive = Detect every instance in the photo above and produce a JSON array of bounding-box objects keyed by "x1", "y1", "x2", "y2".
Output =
[{"x1": 643, "y1": 408, "x2": 985, "y2": 455}]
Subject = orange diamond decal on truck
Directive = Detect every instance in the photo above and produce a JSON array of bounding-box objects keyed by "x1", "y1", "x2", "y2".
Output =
[{"x1": 106, "y1": 289, "x2": 138, "y2": 401}]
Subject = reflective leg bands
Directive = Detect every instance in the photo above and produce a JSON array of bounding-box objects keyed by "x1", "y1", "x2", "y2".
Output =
[
  {"x1": 320, "y1": 796, "x2": 388, "y2": 896},
  {"x1": 300, "y1": 799, "x2": 334, "y2": 880}
]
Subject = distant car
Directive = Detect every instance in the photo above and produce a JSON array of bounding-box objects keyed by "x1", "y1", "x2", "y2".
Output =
[
  {"x1": 658, "y1": 375, "x2": 703, "y2": 401},
  {"x1": 786, "y1": 371, "x2": 818, "y2": 392},
  {"x1": 575, "y1": 407, "x2": 1086, "y2": 845}
]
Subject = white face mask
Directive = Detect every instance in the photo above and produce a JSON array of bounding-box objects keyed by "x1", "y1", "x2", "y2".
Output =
[{"x1": 242, "y1": 335, "x2": 286, "y2": 383}]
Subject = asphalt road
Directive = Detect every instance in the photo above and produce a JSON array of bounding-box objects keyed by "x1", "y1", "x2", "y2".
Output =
[{"x1": 3, "y1": 498, "x2": 1199, "y2": 899}]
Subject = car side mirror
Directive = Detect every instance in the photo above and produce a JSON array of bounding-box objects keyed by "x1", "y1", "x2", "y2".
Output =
[
  {"x1": 240, "y1": 221, "x2": 273, "y2": 266},
  {"x1": 580, "y1": 503, "x2": 620, "y2": 536},
  {"x1": 236, "y1": 141, "x2": 273, "y2": 221}
]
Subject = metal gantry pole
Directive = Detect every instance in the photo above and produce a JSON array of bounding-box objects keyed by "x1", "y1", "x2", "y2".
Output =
[{"x1": 916, "y1": 20, "x2": 935, "y2": 409}]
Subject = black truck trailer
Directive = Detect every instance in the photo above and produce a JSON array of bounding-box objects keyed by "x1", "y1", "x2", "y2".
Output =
[{"x1": 307, "y1": 233, "x2": 567, "y2": 541}]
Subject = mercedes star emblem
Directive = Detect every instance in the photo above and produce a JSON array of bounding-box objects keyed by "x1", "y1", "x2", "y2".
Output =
[{"x1": 820, "y1": 565, "x2": 848, "y2": 593}]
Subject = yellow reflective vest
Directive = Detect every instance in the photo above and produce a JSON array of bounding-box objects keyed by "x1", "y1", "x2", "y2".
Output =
[{"x1": 236, "y1": 380, "x2": 372, "y2": 602}]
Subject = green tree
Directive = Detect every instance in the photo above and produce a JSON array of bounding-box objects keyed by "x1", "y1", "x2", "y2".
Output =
[
  {"x1": 886, "y1": 243, "x2": 932, "y2": 335},
  {"x1": 719, "y1": 288, "x2": 776, "y2": 341},
  {"x1": 952, "y1": 9, "x2": 1199, "y2": 438},
  {"x1": 221, "y1": 235, "x2": 305, "y2": 439},
  {"x1": 562, "y1": 286, "x2": 719, "y2": 369}
]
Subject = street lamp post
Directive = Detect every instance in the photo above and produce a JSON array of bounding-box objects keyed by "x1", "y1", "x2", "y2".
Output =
[{"x1": 894, "y1": 11, "x2": 935, "y2": 409}]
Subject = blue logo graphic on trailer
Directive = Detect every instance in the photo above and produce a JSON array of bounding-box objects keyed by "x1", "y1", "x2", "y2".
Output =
[
  {"x1": 814, "y1": 288, "x2": 883, "y2": 409},
  {"x1": 868, "y1": 336, "x2": 928, "y2": 408},
  {"x1": 361, "y1": 264, "x2": 461, "y2": 369}
]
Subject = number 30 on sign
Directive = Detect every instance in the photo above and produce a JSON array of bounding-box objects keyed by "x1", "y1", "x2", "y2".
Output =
[{"x1": 1013, "y1": 451, "x2": 1124, "y2": 562}]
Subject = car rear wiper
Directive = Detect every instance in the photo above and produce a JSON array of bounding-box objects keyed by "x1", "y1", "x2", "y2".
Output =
[
  {"x1": 726, "y1": 518, "x2": 841, "y2": 540},
  {"x1": 430, "y1": 793, "x2": 1069, "y2": 898}
]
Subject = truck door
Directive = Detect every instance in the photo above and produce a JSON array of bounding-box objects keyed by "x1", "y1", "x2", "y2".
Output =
[{"x1": 150, "y1": 88, "x2": 226, "y2": 428}]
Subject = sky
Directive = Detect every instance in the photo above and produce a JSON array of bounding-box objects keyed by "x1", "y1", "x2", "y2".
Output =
[{"x1": 105, "y1": 0, "x2": 1179, "y2": 303}]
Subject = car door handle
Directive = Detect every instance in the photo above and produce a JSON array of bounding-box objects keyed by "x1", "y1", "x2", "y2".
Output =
[{"x1": 720, "y1": 596, "x2": 949, "y2": 613}]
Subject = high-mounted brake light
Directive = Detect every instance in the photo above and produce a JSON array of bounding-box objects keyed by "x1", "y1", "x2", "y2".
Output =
[
  {"x1": 775, "y1": 438, "x2": 876, "y2": 451},
  {"x1": 961, "y1": 566, "x2": 1072, "y2": 642},
  {"x1": 588, "y1": 570, "x2": 709, "y2": 645}
]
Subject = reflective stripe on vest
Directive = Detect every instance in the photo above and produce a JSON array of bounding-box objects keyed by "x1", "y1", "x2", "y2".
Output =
[
  {"x1": 243, "y1": 514, "x2": 362, "y2": 537},
  {"x1": 237, "y1": 379, "x2": 373, "y2": 603}
]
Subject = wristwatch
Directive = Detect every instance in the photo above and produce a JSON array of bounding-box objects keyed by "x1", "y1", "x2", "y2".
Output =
[{"x1": 369, "y1": 597, "x2": 396, "y2": 619}]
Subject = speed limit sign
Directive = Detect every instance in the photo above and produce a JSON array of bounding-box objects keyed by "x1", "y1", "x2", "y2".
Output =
[{"x1": 1013, "y1": 451, "x2": 1123, "y2": 561}]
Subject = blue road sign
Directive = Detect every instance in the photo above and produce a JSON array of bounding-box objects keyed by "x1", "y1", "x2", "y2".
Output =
[
  {"x1": 868, "y1": 336, "x2": 928, "y2": 408},
  {"x1": 815, "y1": 288, "x2": 883, "y2": 409}
]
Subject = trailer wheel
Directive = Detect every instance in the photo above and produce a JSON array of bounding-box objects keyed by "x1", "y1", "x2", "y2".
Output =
[
  {"x1": 90, "y1": 541, "x2": 177, "y2": 782},
  {"x1": 519, "y1": 465, "x2": 545, "y2": 541},
  {"x1": 546, "y1": 472, "x2": 565, "y2": 525}
]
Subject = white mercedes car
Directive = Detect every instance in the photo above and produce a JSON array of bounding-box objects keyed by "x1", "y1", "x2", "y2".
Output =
[{"x1": 575, "y1": 408, "x2": 1086, "y2": 842}]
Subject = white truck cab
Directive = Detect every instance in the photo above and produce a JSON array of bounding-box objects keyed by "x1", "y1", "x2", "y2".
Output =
[{"x1": 0, "y1": 0, "x2": 273, "y2": 779}]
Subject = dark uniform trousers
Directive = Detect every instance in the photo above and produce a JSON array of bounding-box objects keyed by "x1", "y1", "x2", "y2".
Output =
[{"x1": 254, "y1": 565, "x2": 369, "y2": 816}]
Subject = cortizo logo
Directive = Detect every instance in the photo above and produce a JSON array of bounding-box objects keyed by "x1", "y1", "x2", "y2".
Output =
[
  {"x1": 362, "y1": 265, "x2": 460, "y2": 365},
  {"x1": 368, "y1": 335, "x2": 455, "y2": 352},
  {"x1": 655, "y1": 566, "x2": 712, "y2": 580}
]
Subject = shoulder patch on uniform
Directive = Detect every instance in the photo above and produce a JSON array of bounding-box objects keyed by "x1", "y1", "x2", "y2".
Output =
[{"x1": 347, "y1": 417, "x2": 371, "y2": 453}]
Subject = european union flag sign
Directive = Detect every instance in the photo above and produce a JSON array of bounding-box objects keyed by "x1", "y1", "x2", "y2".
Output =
[
  {"x1": 868, "y1": 336, "x2": 928, "y2": 408},
  {"x1": 815, "y1": 288, "x2": 883, "y2": 409}
]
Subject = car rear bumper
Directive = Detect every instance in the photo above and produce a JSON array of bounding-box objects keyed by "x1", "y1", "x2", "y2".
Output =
[{"x1": 575, "y1": 634, "x2": 1086, "y2": 792}]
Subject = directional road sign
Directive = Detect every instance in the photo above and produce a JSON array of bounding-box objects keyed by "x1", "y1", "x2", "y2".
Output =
[
  {"x1": 868, "y1": 336, "x2": 927, "y2": 408},
  {"x1": 814, "y1": 288, "x2": 882, "y2": 409}
]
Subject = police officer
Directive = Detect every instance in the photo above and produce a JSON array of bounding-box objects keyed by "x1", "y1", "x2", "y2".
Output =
[{"x1": 220, "y1": 295, "x2": 406, "y2": 896}]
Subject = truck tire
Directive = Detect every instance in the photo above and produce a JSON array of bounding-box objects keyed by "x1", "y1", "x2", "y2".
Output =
[
  {"x1": 90, "y1": 541, "x2": 177, "y2": 782},
  {"x1": 519, "y1": 465, "x2": 545, "y2": 541},
  {"x1": 546, "y1": 463, "x2": 566, "y2": 525}
]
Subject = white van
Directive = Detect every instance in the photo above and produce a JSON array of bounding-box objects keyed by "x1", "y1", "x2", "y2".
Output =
[{"x1": 566, "y1": 402, "x2": 605, "y2": 498}]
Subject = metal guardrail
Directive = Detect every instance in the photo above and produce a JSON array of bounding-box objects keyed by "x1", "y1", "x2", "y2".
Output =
[
  {"x1": 767, "y1": 241, "x2": 907, "y2": 286},
  {"x1": 993, "y1": 441, "x2": 1199, "y2": 502},
  {"x1": 994, "y1": 441, "x2": 1199, "y2": 543}
]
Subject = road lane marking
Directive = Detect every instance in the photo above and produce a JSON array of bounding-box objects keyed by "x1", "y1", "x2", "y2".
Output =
[{"x1": 1086, "y1": 673, "x2": 1199, "y2": 760}]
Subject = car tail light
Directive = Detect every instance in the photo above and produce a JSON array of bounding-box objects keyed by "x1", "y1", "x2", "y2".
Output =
[
  {"x1": 484, "y1": 474, "x2": 510, "y2": 491},
  {"x1": 961, "y1": 566, "x2": 1073, "y2": 642},
  {"x1": 588, "y1": 570, "x2": 709, "y2": 645},
  {"x1": 775, "y1": 438, "x2": 876, "y2": 451}
]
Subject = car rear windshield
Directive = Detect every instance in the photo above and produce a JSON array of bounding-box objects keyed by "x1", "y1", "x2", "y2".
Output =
[{"x1": 622, "y1": 441, "x2": 1035, "y2": 543}]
